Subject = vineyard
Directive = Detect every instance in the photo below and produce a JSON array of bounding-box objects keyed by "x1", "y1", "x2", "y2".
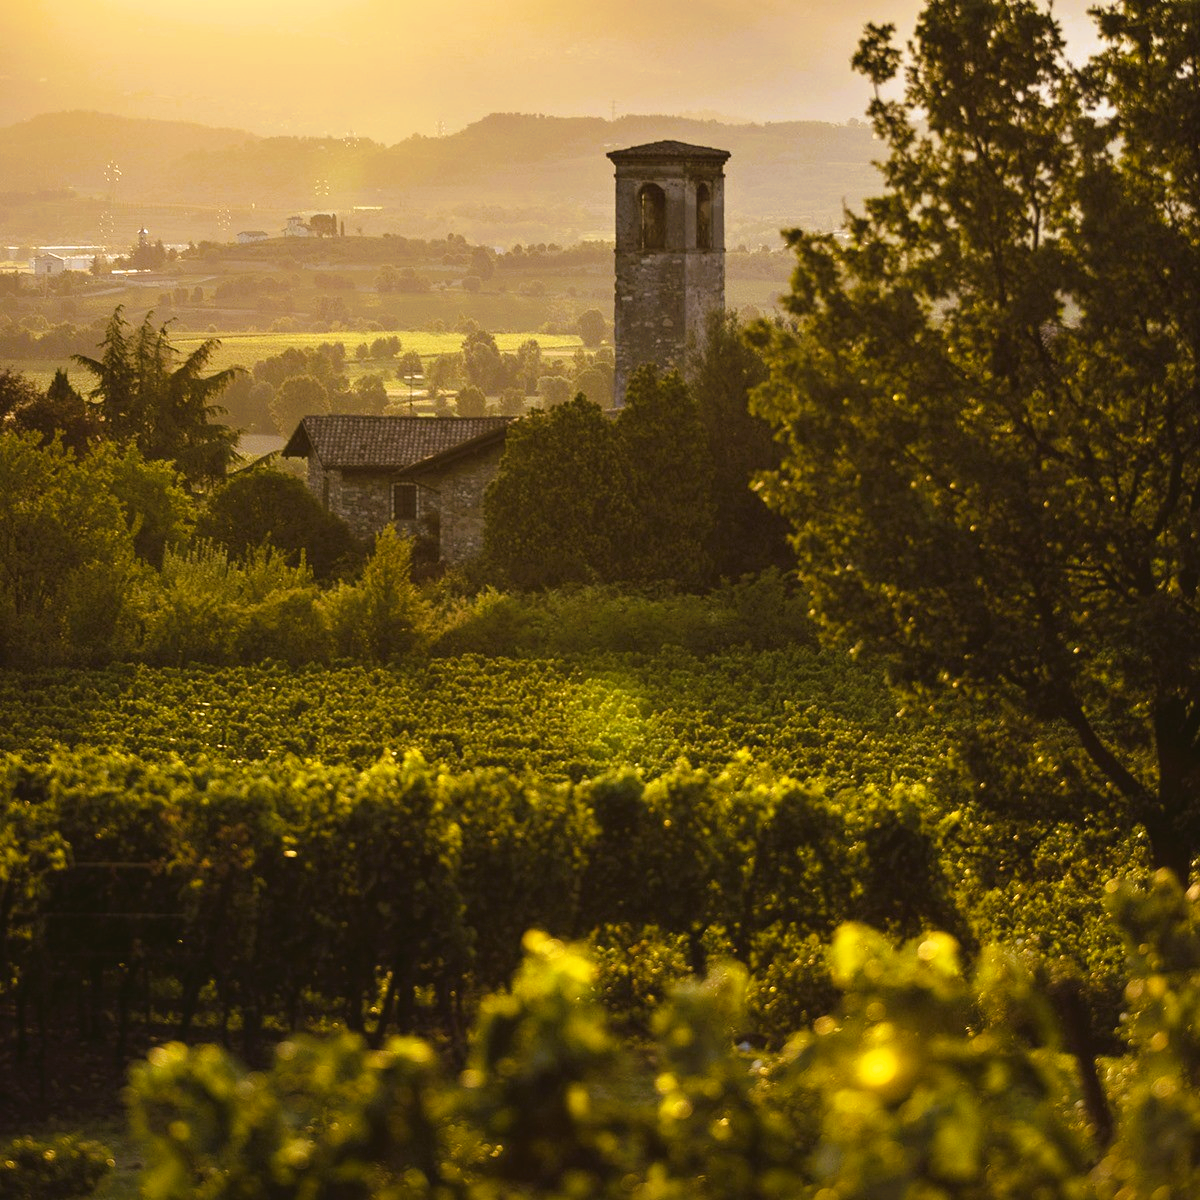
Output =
[
  {"x1": 0, "y1": 647, "x2": 1141, "y2": 1133},
  {"x1": 0, "y1": 649, "x2": 951, "y2": 783}
]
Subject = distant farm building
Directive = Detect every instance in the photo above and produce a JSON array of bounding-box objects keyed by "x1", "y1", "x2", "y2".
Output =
[
  {"x1": 237, "y1": 230, "x2": 270, "y2": 244},
  {"x1": 283, "y1": 414, "x2": 513, "y2": 565},
  {"x1": 32, "y1": 253, "x2": 66, "y2": 276}
]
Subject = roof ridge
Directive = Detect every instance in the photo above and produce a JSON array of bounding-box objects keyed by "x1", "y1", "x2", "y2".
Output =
[{"x1": 283, "y1": 413, "x2": 514, "y2": 468}]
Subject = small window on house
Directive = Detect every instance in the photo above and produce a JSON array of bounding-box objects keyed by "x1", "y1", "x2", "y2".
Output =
[
  {"x1": 392, "y1": 482, "x2": 418, "y2": 520},
  {"x1": 638, "y1": 183, "x2": 666, "y2": 251},
  {"x1": 696, "y1": 182, "x2": 712, "y2": 250}
]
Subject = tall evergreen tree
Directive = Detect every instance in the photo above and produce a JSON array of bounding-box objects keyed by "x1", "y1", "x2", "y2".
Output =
[{"x1": 74, "y1": 306, "x2": 239, "y2": 488}]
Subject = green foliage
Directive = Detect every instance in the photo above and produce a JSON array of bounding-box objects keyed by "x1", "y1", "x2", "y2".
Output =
[
  {"x1": 127, "y1": 1035, "x2": 446, "y2": 1200},
  {"x1": 0, "y1": 1135, "x2": 114, "y2": 1200},
  {"x1": 0, "y1": 432, "x2": 143, "y2": 665},
  {"x1": 269, "y1": 373, "x2": 330, "y2": 436},
  {"x1": 0, "y1": 761, "x2": 70, "y2": 994},
  {"x1": 588, "y1": 923, "x2": 693, "y2": 1032},
  {"x1": 618, "y1": 365, "x2": 715, "y2": 587},
  {"x1": 73, "y1": 307, "x2": 237, "y2": 487},
  {"x1": 449, "y1": 769, "x2": 595, "y2": 993},
  {"x1": 793, "y1": 925, "x2": 1092, "y2": 1199},
  {"x1": 745, "y1": 924, "x2": 838, "y2": 1046},
  {"x1": 0, "y1": 746, "x2": 993, "y2": 1058},
  {"x1": 121, "y1": 878, "x2": 1200, "y2": 1200},
  {"x1": 484, "y1": 340, "x2": 782, "y2": 589},
  {"x1": 751, "y1": 0, "x2": 1200, "y2": 878},
  {"x1": 97, "y1": 441, "x2": 194, "y2": 567},
  {"x1": 430, "y1": 572, "x2": 813, "y2": 657},
  {"x1": 575, "y1": 308, "x2": 606, "y2": 348},
  {"x1": 687, "y1": 309, "x2": 790, "y2": 579},
  {"x1": 0, "y1": 367, "x2": 97, "y2": 454},
  {"x1": 1092, "y1": 872, "x2": 1200, "y2": 1197},
  {"x1": 535, "y1": 374, "x2": 572, "y2": 407},
  {"x1": 0, "y1": 646, "x2": 986, "y2": 788},
  {"x1": 455, "y1": 384, "x2": 487, "y2": 417},
  {"x1": 464, "y1": 930, "x2": 630, "y2": 1193},
  {"x1": 323, "y1": 526, "x2": 430, "y2": 662},
  {"x1": 137, "y1": 540, "x2": 328, "y2": 665},
  {"x1": 483, "y1": 396, "x2": 636, "y2": 588},
  {"x1": 572, "y1": 363, "x2": 612, "y2": 408},
  {"x1": 196, "y1": 467, "x2": 359, "y2": 581},
  {"x1": 351, "y1": 372, "x2": 388, "y2": 414}
]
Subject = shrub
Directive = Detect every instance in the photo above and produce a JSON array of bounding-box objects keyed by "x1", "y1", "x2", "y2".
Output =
[
  {"x1": 588, "y1": 923, "x2": 693, "y2": 1032},
  {"x1": 138, "y1": 541, "x2": 321, "y2": 665},
  {"x1": 235, "y1": 587, "x2": 332, "y2": 665},
  {"x1": 323, "y1": 526, "x2": 429, "y2": 662},
  {"x1": 0, "y1": 1135, "x2": 113, "y2": 1200},
  {"x1": 744, "y1": 924, "x2": 839, "y2": 1046},
  {"x1": 196, "y1": 468, "x2": 360, "y2": 582}
]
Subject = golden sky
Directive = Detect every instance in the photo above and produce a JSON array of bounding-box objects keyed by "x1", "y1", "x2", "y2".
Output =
[{"x1": 1, "y1": 0, "x2": 1101, "y2": 141}]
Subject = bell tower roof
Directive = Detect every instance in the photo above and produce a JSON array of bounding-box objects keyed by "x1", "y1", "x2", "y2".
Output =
[{"x1": 607, "y1": 140, "x2": 731, "y2": 165}]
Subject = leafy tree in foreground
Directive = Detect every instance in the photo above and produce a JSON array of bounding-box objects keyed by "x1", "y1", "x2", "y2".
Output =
[
  {"x1": 74, "y1": 306, "x2": 239, "y2": 488},
  {"x1": 101, "y1": 441, "x2": 194, "y2": 567},
  {"x1": 751, "y1": 0, "x2": 1200, "y2": 878}
]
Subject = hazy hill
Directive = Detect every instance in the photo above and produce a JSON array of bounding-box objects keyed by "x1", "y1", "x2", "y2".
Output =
[
  {"x1": 0, "y1": 111, "x2": 260, "y2": 193},
  {"x1": 0, "y1": 110, "x2": 881, "y2": 248}
]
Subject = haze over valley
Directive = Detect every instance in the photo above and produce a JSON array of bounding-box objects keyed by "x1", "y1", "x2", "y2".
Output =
[{"x1": 0, "y1": 109, "x2": 882, "y2": 253}]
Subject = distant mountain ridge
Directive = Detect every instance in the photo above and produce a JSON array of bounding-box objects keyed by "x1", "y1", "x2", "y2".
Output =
[
  {"x1": 0, "y1": 110, "x2": 881, "y2": 247},
  {"x1": 0, "y1": 111, "x2": 260, "y2": 193}
]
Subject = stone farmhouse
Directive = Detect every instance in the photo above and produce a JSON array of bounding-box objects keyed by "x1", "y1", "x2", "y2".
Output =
[
  {"x1": 282, "y1": 414, "x2": 512, "y2": 565},
  {"x1": 284, "y1": 139, "x2": 728, "y2": 566}
]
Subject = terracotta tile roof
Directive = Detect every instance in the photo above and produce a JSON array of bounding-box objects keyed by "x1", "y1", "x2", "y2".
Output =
[{"x1": 282, "y1": 414, "x2": 512, "y2": 470}]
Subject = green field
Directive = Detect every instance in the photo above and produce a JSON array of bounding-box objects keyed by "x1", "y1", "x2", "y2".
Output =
[
  {"x1": 147, "y1": 330, "x2": 586, "y2": 373},
  {"x1": 8, "y1": 330, "x2": 587, "y2": 393}
]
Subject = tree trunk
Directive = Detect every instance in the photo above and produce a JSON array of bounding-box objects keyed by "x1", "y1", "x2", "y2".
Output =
[
  {"x1": 1151, "y1": 698, "x2": 1200, "y2": 881},
  {"x1": 1143, "y1": 802, "x2": 1197, "y2": 882}
]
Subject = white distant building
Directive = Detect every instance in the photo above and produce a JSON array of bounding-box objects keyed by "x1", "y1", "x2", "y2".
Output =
[
  {"x1": 33, "y1": 253, "x2": 66, "y2": 276},
  {"x1": 237, "y1": 230, "x2": 270, "y2": 243},
  {"x1": 284, "y1": 216, "x2": 310, "y2": 237}
]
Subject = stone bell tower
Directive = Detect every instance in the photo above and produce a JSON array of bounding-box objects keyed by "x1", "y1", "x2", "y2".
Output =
[{"x1": 607, "y1": 140, "x2": 730, "y2": 405}]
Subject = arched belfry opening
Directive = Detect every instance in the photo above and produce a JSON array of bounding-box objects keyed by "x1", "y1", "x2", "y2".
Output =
[
  {"x1": 607, "y1": 140, "x2": 730, "y2": 405},
  {"x1": 639, "y1": 183, "x2": 667, "y2": 251},
  {"x1": 696, "y1": 182, "x2": 712, "y2": 250}
]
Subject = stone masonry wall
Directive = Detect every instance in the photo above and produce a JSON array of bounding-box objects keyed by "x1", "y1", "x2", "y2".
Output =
[
  {"x1": 306, "y1": 442, "x2": 505, "y2": 565},
  {"x1": 410, "y1": 442, "x2": 506, "y2": 565},
  {"x1": 613, "y1": 250, "x2": 689, "y2": 401},
  {"x1": 323, "y1": 469, "x2": 393, "y2": 542}
]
